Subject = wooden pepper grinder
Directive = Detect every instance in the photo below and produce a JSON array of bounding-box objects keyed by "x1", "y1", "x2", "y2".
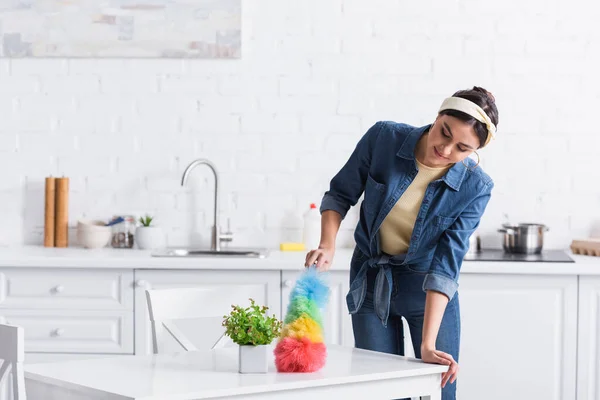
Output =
[
  {"x1": 44, "y1": 176, "x2": 56, "y2": 247},
  {"x1": 54, "y1": 177, "x2": 69, "y2": 248}
]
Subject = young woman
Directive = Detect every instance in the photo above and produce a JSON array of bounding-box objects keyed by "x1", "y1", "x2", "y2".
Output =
[{"x1": 305, "y1": 87, "x2": 499, "y2": 400}]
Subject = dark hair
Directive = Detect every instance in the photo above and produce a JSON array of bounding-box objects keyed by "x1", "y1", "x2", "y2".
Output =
[{"x1": 438, "y1": 86, "x2": 499, "y2": 148}]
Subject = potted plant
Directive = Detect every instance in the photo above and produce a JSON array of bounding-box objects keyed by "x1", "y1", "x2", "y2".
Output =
[
  {"x1": 135, "y1": 215, "x2": 165, "y2": 250},
  {"x1": 222, "y1": 298, "x2": 282, "y2": 373}
]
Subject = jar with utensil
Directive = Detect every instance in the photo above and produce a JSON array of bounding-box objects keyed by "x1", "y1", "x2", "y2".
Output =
[{"x1": 109, "y1": 215, "x2": 136, "y2": 248}]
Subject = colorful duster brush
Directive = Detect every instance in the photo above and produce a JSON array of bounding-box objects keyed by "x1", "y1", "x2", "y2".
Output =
[{"x1": 274, "y1": 265, "x2": 330, "y2": 372}]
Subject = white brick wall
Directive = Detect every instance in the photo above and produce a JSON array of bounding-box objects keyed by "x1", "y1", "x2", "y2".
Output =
[{"x1": 0, "y1": 0, "x2": 599, "y2": 250}]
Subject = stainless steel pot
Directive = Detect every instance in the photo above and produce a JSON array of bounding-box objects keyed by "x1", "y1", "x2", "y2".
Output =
[{"x1": 498, "y1": 223, "x2": 549, "y2": 254}]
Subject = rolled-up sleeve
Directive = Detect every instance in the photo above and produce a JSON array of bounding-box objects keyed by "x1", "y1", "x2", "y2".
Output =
[
  {"x1": 423, "y1": 180, "x2": 494, "y2": 299},
  {"x1": 320, "y1": 121, "x2": 385, "y2": 219}
]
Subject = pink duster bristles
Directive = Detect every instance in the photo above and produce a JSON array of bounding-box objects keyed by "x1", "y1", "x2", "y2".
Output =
[
  {"x1": 275, "y1": 266, "x2": 329, "y2": 373},
  {"x1": 274, "y1": 337, "x2": 327, "y2": 372}
]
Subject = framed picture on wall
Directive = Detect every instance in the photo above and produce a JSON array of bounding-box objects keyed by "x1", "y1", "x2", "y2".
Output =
[{"x1": 0, "y1": 0, "x2": 241, "y2": 58}]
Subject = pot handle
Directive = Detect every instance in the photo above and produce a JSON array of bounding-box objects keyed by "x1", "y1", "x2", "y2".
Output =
[{"x1": 498, "y1": 228, "x2": 516, "y2": 234}]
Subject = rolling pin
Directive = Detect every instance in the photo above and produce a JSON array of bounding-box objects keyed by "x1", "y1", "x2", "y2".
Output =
[
  {"x1": 44, "y1": 176, "x2": 55, "y2": 247},
  {"x1": 54, "y1": 177, "x2": 69, "y2": 247}
]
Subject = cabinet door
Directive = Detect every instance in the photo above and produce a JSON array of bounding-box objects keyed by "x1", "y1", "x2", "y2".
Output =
[
  {"x1": 578, "y1": 276, "x2": 600, "y2": 400},
  {"x1": 457, "y1": 273, "x2": 578, "y2": 400},
  {"x1": 134, "y1": 270, "x2": 281, "y2": 355},
  {"x1": 281, "y1": 270, "x2": 354, "y2": 347}
]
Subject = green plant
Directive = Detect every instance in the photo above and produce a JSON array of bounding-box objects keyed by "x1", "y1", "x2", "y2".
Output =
[
  {"x1": 138, "y1": 215, "x2": 153, "y2": 227},
  {"x1": 222, "y1": 298, "x2": 282, "y2": 346}
]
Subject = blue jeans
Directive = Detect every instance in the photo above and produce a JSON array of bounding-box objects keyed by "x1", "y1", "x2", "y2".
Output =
[{"x1": 351, "y1": 266, "x2": 460, "y2": 400}]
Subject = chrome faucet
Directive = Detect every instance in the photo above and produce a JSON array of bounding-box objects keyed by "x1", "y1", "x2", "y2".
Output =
[{"x1": 181, "y1": 159, "x2": 232, "y2": 251}]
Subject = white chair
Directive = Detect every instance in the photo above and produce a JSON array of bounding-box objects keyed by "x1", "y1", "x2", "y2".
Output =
[
  {"x1": 0, "y1": 323, "x2": 25, "y2": 400},
  {"x1": 145, "y1": 287, "x2": 252, "y2": 354}
]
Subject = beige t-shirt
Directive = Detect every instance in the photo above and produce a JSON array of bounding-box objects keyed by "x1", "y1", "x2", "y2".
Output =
[{"x1": 379, "y1": 159, "x2": 450, "y2": 255}]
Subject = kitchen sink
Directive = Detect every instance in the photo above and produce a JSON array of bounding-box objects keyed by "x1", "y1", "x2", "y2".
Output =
[{"x1": 151, "y1": 247, "x2": 269, "y2": 258}]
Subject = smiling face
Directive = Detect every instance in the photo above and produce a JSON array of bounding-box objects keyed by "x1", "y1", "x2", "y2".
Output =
[{"x1": 419, "y1": 115, "x2": 481, "y2": 168}]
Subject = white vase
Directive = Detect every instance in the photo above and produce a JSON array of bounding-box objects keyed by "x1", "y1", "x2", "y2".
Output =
[
  {"x1": 135, "y1": 227, "x2": 165, "y2": 250},
  {"x1": 238, "y1": 345, "x2": 269, "y2": 374}
]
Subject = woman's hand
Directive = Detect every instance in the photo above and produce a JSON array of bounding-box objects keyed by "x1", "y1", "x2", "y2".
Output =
[
  {"x1": 304, "y1": 247, "x2": 335, "y2": 271},
  {"x1": 421, "y1": 345, "x2": 459, "y2": 388}
]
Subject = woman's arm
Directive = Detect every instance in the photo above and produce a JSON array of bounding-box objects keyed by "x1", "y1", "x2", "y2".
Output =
[
  {"x1": 305, "y1": 210, "x2": 342, "y2": 270},
  {"x1": 421, "y1": 290, "x2": 457, "y2": 388},
  {"x1": 319, "y1": 210, "x2": 342, "y2": 250},
  {"x1": 420, "y1": 180, "x2": 494, "y2": 387},
  {"x1": 422, "y1": 290, "x2": 448, "y2": 349}
]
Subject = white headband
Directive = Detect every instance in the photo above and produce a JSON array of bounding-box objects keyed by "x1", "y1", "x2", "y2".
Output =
[{"x1": 438, "y1": 97, "x2": 496, "y2": 147}]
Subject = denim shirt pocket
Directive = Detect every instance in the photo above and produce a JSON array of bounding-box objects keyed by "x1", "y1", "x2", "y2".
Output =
[{"x1": 363, "y1": 173, "x2": 386, "y2": 218}]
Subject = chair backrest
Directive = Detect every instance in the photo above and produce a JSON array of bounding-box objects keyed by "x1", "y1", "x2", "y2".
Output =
[
  {"x1": 0, "y1": 323, "x2": 25, "y2": 400},
  {"x1": 145, "y1": 287, "x2": 252, "y2": 354}
]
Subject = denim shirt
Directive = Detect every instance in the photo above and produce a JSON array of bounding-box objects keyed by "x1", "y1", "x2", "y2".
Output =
[{"x1": 320, "y1": 121, "x2": 494, "y2": 326}]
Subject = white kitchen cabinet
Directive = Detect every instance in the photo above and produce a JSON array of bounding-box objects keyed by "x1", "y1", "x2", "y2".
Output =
[
  {"x1": 577, "y1": 276, "x2": 600, "y2": 400},
  {"x1": 133, "y1": 269, "x2": 281, "y2": 355},
  {"x1": 281, "y1": 270, "x2": 354, "y2": 347},
  {"x1": 457, "y1": 273, "x2": 578, "y2": 400},
  {"x1": 0, "y1": 268, "x2": 135, "y2": 355}
]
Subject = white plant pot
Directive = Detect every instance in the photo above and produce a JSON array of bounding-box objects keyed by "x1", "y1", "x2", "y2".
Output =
[
  {"x1": 135, "y1": 227, "x2": 165, "y2": 250},
  {"x1": 238, "y1": 345, "x2": 269, "y2": 374}
]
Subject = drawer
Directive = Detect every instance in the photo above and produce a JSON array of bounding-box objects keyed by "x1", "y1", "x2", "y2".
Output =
[
  {"x1": 0, "y1": 309, "x2": 133, "y2": 354},
  {"x1": 0, "y1": 268, "x2": 134, "y2": 310}
]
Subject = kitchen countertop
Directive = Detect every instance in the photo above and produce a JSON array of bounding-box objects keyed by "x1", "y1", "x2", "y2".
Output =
[
  {"x1": 463, "y1": 249, "x2": 575, "y2": 263},
  {"x1": 0, "y1": 245, "x2": 598, "y2": 274}
]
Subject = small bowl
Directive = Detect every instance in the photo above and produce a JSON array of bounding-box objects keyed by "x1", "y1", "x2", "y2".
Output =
[{"x1": 77, "y1": 220, "x2": 111, "y2": 248}]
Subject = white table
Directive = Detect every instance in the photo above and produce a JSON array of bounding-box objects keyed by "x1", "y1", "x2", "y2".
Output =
[{"x1": 24, "y1": 345, "x2": 447, "y2": 400}]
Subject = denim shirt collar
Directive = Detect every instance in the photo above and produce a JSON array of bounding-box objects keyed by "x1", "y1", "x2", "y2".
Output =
[{"x1": 395, "y1": 124, "x2": 466, "y2": 191}]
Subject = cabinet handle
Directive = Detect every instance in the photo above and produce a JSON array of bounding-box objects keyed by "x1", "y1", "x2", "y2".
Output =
[
  {"x1": 53, "y1": 328, "x2": 65, "y2": 337},
  {"x1": 135, "y1": 280, "x2": 149, "y2": 288},
  {"x1": 52, "y1": 285, "x2": 65, "y2": 294},
  {"x1": 283, "y1": 280, "x2": 293, "y2": 288}
]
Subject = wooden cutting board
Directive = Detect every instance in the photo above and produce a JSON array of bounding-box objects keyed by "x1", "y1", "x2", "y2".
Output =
[{"x1": 570, "y1": 239, "x2": 600, "y2": 256}]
